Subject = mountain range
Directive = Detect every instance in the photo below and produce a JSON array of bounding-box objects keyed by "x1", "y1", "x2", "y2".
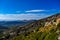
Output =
[
  {"x1": 0, "y1": 13, "x2": 60, "y2": 40},
  {"x1": 0, "y1": 20, "x2": 35, "y2": 29}
]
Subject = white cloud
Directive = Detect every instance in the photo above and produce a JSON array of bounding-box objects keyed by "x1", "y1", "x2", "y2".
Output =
[
  {"x1": 25, "y1": 10, "x2": 46, "y2": 12},
  {"x1": 0, "y1": 13, "x2": 50, "y2": 21}
]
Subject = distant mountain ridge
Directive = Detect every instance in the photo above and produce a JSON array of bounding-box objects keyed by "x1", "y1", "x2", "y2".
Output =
[
  {"x1": 0, "y1": 20, "x2": 35, "y2": 27},
  {"x1": 0, "y1": 25, "x2": 8, "y2": 29}
]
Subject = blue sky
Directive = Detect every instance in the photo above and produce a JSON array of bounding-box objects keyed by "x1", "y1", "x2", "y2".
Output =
[{"x1": 0, "y1": 0, "x2": 60, "y2": 20}]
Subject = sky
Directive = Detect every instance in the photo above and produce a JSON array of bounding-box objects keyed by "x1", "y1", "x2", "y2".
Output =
[{"x1": 0, "y1": 0, "x2": 60, "y2": 20}]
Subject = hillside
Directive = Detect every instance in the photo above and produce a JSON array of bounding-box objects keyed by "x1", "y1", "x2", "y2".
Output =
[{"x1": 1, "y1": 13, "x2": 60, "y2": 40}]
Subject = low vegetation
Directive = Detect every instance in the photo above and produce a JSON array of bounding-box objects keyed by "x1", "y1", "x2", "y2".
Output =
[{"x1": 11, "y1": 22, "x2": 60, "y2": 40}]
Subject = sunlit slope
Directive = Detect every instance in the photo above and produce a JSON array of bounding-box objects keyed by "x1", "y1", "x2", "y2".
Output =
[{"x1": 11, "y1": 14, "x2": 60, "y2": 40}]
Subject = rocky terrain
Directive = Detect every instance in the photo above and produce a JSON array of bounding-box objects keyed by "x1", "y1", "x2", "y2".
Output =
[{"x1": 0, "y1": 13, "x2": 60, "y2": 40}]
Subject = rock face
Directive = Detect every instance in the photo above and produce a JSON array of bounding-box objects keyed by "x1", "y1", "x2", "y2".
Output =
[
  {"x1": 1, "y1": 13, "x2": 60, "y2": 40},
  {"x1": 56, "y1": 18, "x2": 60, "y2": 25}
]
